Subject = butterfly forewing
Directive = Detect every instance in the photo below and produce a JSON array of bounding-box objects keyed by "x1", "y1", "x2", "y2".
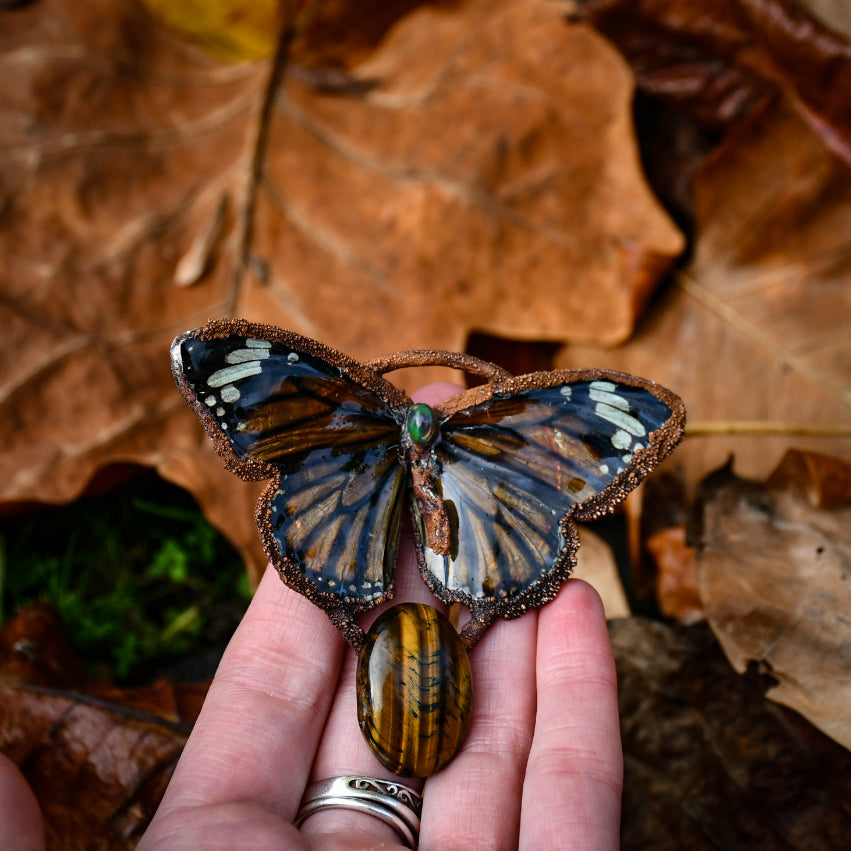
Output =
[
  {"x1": 172, "y1": 327, "x2": 407, "y2": 609},
  {"x1": 418, "y1": 377, "x2": 683, "y2": 609}
]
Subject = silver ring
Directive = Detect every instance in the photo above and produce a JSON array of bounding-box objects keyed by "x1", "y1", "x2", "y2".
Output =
[{"x1": 295, "y1": 775, "x2": 422, "y2": 848}]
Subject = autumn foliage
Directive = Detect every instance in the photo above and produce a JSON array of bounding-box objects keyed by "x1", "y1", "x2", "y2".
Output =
[{"x1": 1, "y1": 0, "x2": 850, "y2": 847}]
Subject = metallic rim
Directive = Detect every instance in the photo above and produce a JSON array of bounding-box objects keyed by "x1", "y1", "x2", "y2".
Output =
[{"x1": 295, "y1": 775, "x2": 422, "y2": 848}]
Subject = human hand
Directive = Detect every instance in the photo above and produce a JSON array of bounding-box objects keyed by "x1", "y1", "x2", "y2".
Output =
[
  {"x1": 0, "y1": 381, "x2": 622, "y2": 850},
  {"x1": 138, "y1": 382, "x2": 623, "y2": 849}
]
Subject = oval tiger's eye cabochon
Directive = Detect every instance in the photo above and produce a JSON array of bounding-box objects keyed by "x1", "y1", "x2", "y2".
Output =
[{"x1": 356, "y1": 603, "x2": 473, "y2": 777}]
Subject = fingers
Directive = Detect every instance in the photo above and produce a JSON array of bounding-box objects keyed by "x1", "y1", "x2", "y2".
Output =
[
  {"x1": 419, "y1": 613, "x2": 538, "y2": 850},
  {"x1": 0, "y1": 754, "x2": 44, "y2": 851},
  {"x1": 141, "y1": 376, "x2": 625, "y2": 850},
  {"x1": 519, "y1": 580, "x2": 623, "y2": 850},
  {"x1": 146, "y1": 565, "x2": 345, "y2": 826}
]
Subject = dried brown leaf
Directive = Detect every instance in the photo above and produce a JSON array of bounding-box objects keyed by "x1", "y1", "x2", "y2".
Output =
[
  {"x1": 574, "y1": 526, "x2": 630, "y2": 620},
  {"x1": 0, "y1": 605, "x2": 205, "y2": 849},
  {"x1": 583, "y1": 0, "x2": 775, "y2": 131},
  {"x1": 248, "y1": 0, "x2": 682, "y2": 354},
  {"x1": 614, "y1": 617, "x2": 851, "y2": 850},
  {"x1": 557, "y1": 96, "x2": 851, "y2": 482},
  {"x1": 645, "y1": 525, "x2": 703, "y2": 624},
  {"x1": 767, "y1": 448, "x2": 851, "y2": 507},
  {"x1": 584, "y1": 0, "x2": 851, "y2": 164},
  {"x1": 1, "y1": 681, "x2": 189, "y2": 850},
  {"x1": 0, "y1": 0, "x2": 682, "y2": 578},
  {"x1": 698, "y1": 466, "x2": 851, "y2": 750}
]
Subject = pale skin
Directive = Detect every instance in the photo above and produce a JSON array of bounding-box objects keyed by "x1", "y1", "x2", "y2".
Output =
[{"x1": 0, "y1": 384, "x2": 623, "y2": 850}]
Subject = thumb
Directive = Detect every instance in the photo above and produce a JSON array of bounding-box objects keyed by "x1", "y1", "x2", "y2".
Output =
[{"x1": 0, "y1": 753, "x2": 44, "y2": 851}]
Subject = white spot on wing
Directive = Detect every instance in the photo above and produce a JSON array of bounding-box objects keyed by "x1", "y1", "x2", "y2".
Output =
[
  {"x1": 207, "y1": 362, "x2": 262, "y2": 387},
  {"x1": 204, "y1": 395, "x2": 216, "y2": 407},
  {"x1": 227, "y1": 347, "x2": 270, "y2": 364},
  {"x1": 611, "y1": 429, "x2": 631, "y2": 450},
  {"x1": 590, "y1": 380, "x2": 617, "y2": 392},
  {"x1": 589, "y1": 387, "x2": 630, "y2": 411},
  {"x1": 287, "y1": 352, "x2": 299, "y2": 363},
  {"x1": 220, "y1": 384, "x2": 240, "y2": 403},
  {"x1": 246, "y1": 339, "x2": 272, "y2": 349},
  {"x1": 595, "y1": 402, "x2": 646, "y2": 437},
  {"x1": 560, "y1": 386, "x2": 572, "y2": 399}
]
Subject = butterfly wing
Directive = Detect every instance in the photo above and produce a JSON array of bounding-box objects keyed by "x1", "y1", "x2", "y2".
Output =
[
  {"x1": 412, "y1": 372, "x2": 685, "y2": 641},
  {"x1": 171, "y1": 322, "x2": 409, "y2": 635}
]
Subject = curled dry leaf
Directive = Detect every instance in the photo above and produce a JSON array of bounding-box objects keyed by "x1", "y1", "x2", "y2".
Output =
[
  {"x1": 582, "y1": 0, "x2": 776, "y2": 131},
  {"x1": 697, "y1": 463, "x2": 851, "y2": 750},
  {"x1": 766, "y1": 448, "x2": 851, "y2": 508},
  {"x1": 637, "y1": 469, "x2": 702, "y2": 619},
  {"x1": 613, "y1": 617, "x2": 851, "y2": 850},
  {"x1": 0, "y1": 0, "x2": 682, "y2": 578},
  {"x1": 0, "y1": 604, "x2": 205, "y2": 849},
  {"x1": 583, "y1": 0, "x2": 851, "y2": 164}
]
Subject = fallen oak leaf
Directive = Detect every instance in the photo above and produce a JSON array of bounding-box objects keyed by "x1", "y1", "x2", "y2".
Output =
[
  {"x1": 0, "y1": 0, "x2": 683, "y2": 583},
  {"x1": 766, "y1": 447, "x2": 851, "y2": 508},
  {"x1": 0, "y1": 680, "x2": 193, "y2": 850},
  {"x1": 248, "y1": 0, "x2": 684, "y2": 354}
]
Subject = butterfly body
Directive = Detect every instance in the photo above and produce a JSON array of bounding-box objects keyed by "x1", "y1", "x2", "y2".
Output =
[{"x1": 172, "y1": 319, "x2": 686, "y2": 650}]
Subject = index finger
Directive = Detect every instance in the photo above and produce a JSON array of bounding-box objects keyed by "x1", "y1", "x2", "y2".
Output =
[{"x1": 148, "y1": 564, "x2": 345, "y2": 822}]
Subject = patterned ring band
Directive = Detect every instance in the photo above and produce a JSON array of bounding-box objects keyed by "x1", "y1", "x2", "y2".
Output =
[{"x1": 294, "y1": 775, "x2": 423, "y2": 848}]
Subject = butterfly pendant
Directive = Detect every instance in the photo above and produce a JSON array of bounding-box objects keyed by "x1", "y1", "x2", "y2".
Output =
[{"x1": 171, "y1": 318, "x2": 685, "y2": 775}]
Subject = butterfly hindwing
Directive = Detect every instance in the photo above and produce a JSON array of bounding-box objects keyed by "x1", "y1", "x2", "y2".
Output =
[
  {"x1": 171, "y1": 323, "x2": 409, "y2": 613},
  {"x1": 415, "y1": 373, "x2": 685, "y2": 619}
]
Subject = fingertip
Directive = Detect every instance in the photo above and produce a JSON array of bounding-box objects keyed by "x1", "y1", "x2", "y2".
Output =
[
  {"x1": 411, "y1": 381, "x2": 464, "y2": 406},
  {"x1": 536, "y1": 578, "x2": 618, "y2": 690},
  {"x1": 540, "y1": 578, "x2": 609, "y2": 640},
  {"x1": 156, "y1": 563, "x2": 345, "y2": 820}
]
